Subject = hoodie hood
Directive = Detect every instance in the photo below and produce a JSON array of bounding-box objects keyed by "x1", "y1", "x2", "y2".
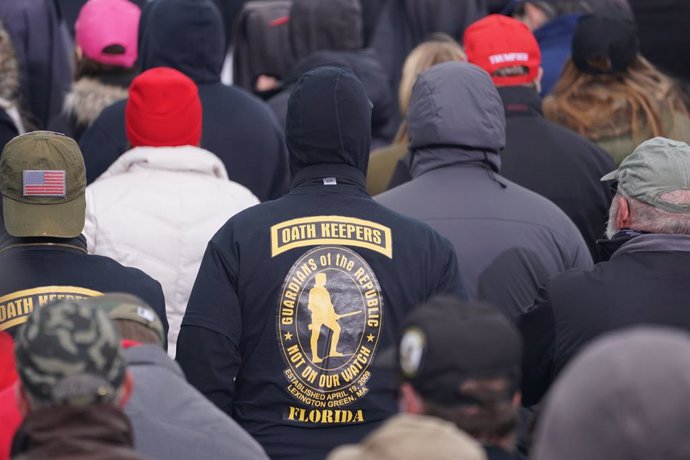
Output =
[
  {"x1": 138, "y1": 0, "x2": 224, "y2": 84},
  {"x1": 289, "y1": 0, "x2": 363, "y2": 62},
  {"x1": 286, "y1": 66, "x2": 371, "y2": 175},
  {"x1": 408, "y1": 61, "x2": 505, "y2": 173},
  {"x1": 288, "y1": 49, "x2": 395, "y2": 138}
]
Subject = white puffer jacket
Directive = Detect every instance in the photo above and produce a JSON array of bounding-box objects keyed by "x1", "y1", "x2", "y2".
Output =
[{"x1": 84, "y1": 146, "x2": 260, "y2": 356}]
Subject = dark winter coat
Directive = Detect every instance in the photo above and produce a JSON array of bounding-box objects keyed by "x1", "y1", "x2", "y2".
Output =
[
  {"x1": 629, "y1": 0, "x2": 690, "y2": 85},
  {"x1": 0, "y1": 108, "x2": 18, "y2": 151},
  {"x1": 370, "y1": 0, "x2": 486, "y2": 94},
  {"x1": 0, "y1": 235, "x2": 167, "y2": 338},
  {"x1": 377, "y1": 62, "x2": 592, "y2": 319},
  {"x1": 498, "y1": 86, "x2": 615, "y2": 262},
  {"x1": 176, "y1": 67, "x2": 466, "y2": 460},
  {"x1": 520, "y1": 233, "x2": 690, "y2": 406},
  {"x1": 0, "y1": 0, "x2": 72, "y2": 128},
  {"x1": 79, "y1": 0, "x2": 290, "y2": 201}
]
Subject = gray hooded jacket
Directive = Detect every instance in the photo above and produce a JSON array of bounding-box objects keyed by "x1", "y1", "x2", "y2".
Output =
[
  {"x1": 124, "y1": 345, "x2": 268, "y2": 460},
  {"x1": 377, "y1": 62, "x2": 592, "y2": 317}
]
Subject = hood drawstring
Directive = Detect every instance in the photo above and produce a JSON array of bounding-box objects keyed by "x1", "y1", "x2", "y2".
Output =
[{"x1": 484, "y1": 152, "x2": 507, "y2": 189}]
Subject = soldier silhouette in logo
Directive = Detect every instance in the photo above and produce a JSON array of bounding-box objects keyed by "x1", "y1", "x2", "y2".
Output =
[{"x1": 307, "y1": 272, "x2": 360, "y2": 363}]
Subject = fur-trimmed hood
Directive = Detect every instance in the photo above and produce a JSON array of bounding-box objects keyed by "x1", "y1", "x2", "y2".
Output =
[{"x1": 63, "y1": 78, "x2": 129, "y2": 127}]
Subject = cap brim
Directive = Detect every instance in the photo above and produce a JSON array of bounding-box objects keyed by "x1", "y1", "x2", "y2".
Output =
[
  {"x1": 3, "y1": 193, "x2": 85, "y2": 238},
  {"x1": 600, "y1": 170, "x2": 619, "y2": 182}
]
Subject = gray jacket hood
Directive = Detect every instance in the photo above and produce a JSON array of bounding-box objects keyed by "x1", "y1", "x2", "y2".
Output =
[{"x1": 408, "y1": 61, "x2": 506, "y2": 175}]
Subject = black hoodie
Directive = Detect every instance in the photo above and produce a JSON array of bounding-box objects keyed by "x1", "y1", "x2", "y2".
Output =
[
  {"x1": 79, "y1": 0, "x2": 290, "y2": 201},
  {"x1": 268, "y1": 0, "x2": 397, "y2": 147},
  {"x1": 177, "y1": 67, "x2": 466, "y2": 460},
  {"x1": 370, "y1": 0, "x2": 487, "y2": 95}
]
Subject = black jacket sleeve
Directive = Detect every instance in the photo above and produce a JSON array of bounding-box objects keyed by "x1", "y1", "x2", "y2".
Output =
[
  {"x1": 176, "y1": 325, "x2": 240, "y2": 414},
  {"x1": 176, "y1": 239, "x2": 243, "y2": 414},
  {"x1": 434, "y1": 242, "x2": 470, "y2": 301},
  {"x1": 519, "y1": 285, "x2": 556, "y2": 407}
]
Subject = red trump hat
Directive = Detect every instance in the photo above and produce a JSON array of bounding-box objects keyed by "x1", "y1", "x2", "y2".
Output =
[{"x1": 463, "y1": 14, "x2": 541, "y2": 86}]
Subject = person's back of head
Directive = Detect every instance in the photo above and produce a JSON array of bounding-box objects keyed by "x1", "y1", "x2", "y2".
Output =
[
  {"x1": 74, "y1": 0, "x2": 141, "y2": 79},
  {"x1": 0, "y1": 131, "x2": 86, "y2": 238},
  {"x1": 289, "y1": 0, "x2": 363, "y2": 62},
  {"x1": 125, "y1": 67, "x2": 202, "y2": 149},
  {"x1": 137, "y1": 0, "x2": 224, "y2": 84},
  {"x1": 602, "y1": 137, "x2": 690, "y2": 237},
  {"x1": 533, "y1": 327, "x2": 690, "y2": 460},
  {"x1": 543, "y1": 13, "x2": 685, "y2": 147},
  {"x1": 464, "y1": 14, "x2": 542, "y2": 89},
  {"x1": 286, "y1": 66, "x2": 371, "y2": 175},
  {"x1": 407, "y1": 61, "x2": 506, "y2": 155},
  {"x1": 394, "y1": 297, "x2": 523, "y2": 450},
  {"x1": 14, "y1": 299, "x2": 129, "y2": 411}
]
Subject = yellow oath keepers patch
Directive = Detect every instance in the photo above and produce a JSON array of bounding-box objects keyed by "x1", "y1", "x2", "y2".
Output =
[
  {"x1": 0, "y1": 286, "x2": 103, "y2": 332},
  {"x1": 278, "y1": 246, "x2": 383, "y2": 425},
  {"x1": 271, "y1": 216, "x2": 393, "y2": 259}
]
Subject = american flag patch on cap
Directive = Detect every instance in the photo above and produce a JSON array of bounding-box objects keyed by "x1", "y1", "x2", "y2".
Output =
[{"x1": 23, "y1": 170, "x2": 66, "y2": 197}]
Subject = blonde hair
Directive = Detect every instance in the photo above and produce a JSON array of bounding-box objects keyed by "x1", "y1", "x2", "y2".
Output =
[
  {"x1": 395, "y1": 38, "x2": 466, "y2": 144},
  {"x1": 543, "y1": 56, "x2": 687, "y2": 143}
]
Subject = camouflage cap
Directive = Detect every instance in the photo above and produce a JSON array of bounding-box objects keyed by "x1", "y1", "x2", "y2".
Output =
[
  {"x1": 601, "y1": 137, "x2": 690, "y2": 213},
  {"x1": 84, "y1": 293, "x2": 165, "y2": 346},
  {"x1": 14, "y1": 299, "x2": 126, "y2": 408},
  {"x1": 0, "y1": 131, "x2": 86, "y2": 237}
]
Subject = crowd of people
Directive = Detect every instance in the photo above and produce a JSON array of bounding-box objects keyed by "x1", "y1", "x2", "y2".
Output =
[{"x1": 1, "y1": 0, "x2": 690, "y2": 459}]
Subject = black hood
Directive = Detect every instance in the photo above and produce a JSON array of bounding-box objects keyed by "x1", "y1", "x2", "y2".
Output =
[
  {"x1": 138, "y1": 0, "x2": 224, "y2": 84},
  {"x1": 286, "y1": 66, "x2": 372, "y2": 175},
  {"x1": 288, "y1": 49, "x2": 395, "y2": 138},
  {"x1": 289, "y1": 0, "x2": 363, "y2": 62}
]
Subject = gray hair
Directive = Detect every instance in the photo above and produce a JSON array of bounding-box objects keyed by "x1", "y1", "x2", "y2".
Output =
[{"x1": 606, "y1": 189, "x2": 690, "y2": 238}]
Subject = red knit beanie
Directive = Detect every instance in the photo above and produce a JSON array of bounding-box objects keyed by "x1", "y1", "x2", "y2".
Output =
[{"x1": 126, "y1": 67, "x2": 202, "y2": 147}]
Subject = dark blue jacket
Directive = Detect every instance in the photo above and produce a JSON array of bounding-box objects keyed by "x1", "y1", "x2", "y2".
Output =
[
  {"x1": 0, "y1": 0, "x2": 72, "y2": 128},
  {"x1": 535, "y1": 14, "x2": 581, "y2": 95},
  {"x1": 177, "y1": 67, "x2": 465, "y2": 460},
  {"x1": 79, "y1": 0, "x2": 290, "y2": 201},
  {"x1": 0, "y1": 235, "x2": 167, "y2": 338}
]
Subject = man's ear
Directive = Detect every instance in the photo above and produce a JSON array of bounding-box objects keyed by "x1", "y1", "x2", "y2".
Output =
[
  {"x1": 399, "y1": 383, "x2": 425, "y2": 415},
  {"x1": 616, "y1": 195, "x2": 633, "y2": 230},
  {"x1": 513, "y1": 391, "x2": 522, "y2": 409},
  {"x1": 118, "y1": 371, "x2": 134, "y2": 408},
  {"x1": 15, "y1": 382, "x2": 31, "y2": 416},
  {"x1": 534, "y1": 66, "x2": 544, "y2": 94}
]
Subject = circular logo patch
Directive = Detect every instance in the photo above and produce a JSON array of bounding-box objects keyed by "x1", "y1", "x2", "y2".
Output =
[
  {"x1": 399, "y1": 327, "x2": 426, "y2": 378},
  {"x1": 278, "y1": 246, "x2": 383, "y2": 409}
]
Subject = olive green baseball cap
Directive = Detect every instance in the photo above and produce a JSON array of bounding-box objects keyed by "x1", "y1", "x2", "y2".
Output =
[
  {"x1": 85, "y1": 293, "x2": 166, "y2": 346},
  {"x1": 601, "y1": 137, "x2": 690, "y2": 213},
  {"x1": 0, "y1": 131, "x2": 86, "y2": 237}
]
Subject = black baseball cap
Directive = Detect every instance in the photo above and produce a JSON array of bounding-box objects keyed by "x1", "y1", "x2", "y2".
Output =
[
  {"x1": 395, "y1": 297, "x2": 522, "y2": 405},
  {"x1": 572, "y1": 13, "x2": 638, "y2": 74}
]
